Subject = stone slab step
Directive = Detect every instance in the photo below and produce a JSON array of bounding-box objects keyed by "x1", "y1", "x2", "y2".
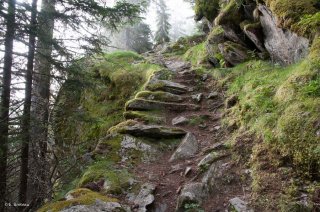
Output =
[
  {"x1": 146, "y1": 78, "x2": 189, "y2": 94},
  {"x1": 123, "y1": 111, "x2": 166, "y2": 124},
  {"x1": 135, "y1": 91, "x2": 185, "y2": 103},
  {"x1": 109, "y1": 121, "x2": 187, "y2": 139},
  {"x1": 126, "y1": 98, "x2": 200, "y2": 112}
]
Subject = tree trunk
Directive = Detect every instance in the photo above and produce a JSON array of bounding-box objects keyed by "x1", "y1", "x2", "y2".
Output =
[
  {"x1": 0, "y1": 0, "x2": 16, "y2": 210},
  {"x1": 19, "y1": 0, "x2": 38, "y2": 204},
  {"x1": 29, "y1": 0, "x2": 55, "y2": 207}
]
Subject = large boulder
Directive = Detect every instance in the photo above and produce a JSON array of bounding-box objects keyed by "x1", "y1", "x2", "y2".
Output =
[
  {"x1": 206, "y1": 25, "x2": 248, "y2": 67},
  {"x1": 258, "y1": 5, "x2": 309, "y2": 65}
]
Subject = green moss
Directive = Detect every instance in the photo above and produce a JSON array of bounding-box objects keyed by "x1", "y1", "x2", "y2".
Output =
[
  {"x1": 108, "y1": 120, "x2": 138, "y2": 134},
  {"x1": 195, "y1": 0, "x2": 220, "y2": 21},
  {"x1": 38, "y1": 188, "x2": 118, "y2": 212},
  {"x1": 78, "y1": 160, "x2": 132, "y2": 194},
  {"x1": 214, "y1": 0, "x2": 243, "y2": 26},
  {"x1": 183, "y1": 42, "x2": 210, "y2": 67},
  {"x1": 240, "y1": 20, "x2": 262, "y2": 31},
  {"x1": 165, "y1": 34, "x2": 206, "y2": 56}
]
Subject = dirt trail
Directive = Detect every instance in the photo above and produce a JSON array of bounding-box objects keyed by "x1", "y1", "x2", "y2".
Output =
[{"x1": 127, "y1": 54, "x2": 247, "y2": 212}]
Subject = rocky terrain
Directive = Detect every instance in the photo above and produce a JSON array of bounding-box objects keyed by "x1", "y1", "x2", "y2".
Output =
[{"x1": 40, "y1": 0, "x2": 320, "y2": 211}]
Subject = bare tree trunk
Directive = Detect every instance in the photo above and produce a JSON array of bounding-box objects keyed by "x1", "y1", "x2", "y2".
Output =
[
  {"x1": 0, "y1": 0, "x2": 16, "y2": 210},
  {"x1": 29, "y1": 0, "x2": 55, "y2": 207},
  {"x1": 19, "y1": 0, "x2": 38, "y2": 204}
]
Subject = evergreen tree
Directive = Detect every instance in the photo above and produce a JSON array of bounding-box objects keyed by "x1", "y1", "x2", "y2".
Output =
[
  {"x1": 154, "y1": 0, "x2": 171, "y2": 45},
  {"x1": 0, "y1": 0, "x2": 16, "y2": 209}
]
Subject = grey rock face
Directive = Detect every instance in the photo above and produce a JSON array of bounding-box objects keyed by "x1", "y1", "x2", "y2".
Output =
[
  {"x1": 172, "y1": 116, "x2": 189, "y2": 126},
  {"x1": 60, "y1": 200, "x2": 123, "y2": 212},
  {"x1": 176, "y1": 183, "x2": 208, "y2": 212},
  {"x1": 258, "y1": 5, "x2": 309, "y2": 65},
  {"x1": 169, "y1": 133, "x2": 198, "y2": 162},
  {"x1": 134, "y1": 183, "x2": 156, "y2": 212},
  {"x1": 229, "y1": 197, "x2": 254, "y2": 212}
]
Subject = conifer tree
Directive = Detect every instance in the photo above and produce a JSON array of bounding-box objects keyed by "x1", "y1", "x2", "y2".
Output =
[
  {"x1": 0, "y1": 0, "x2": 16, "y2": 209},
  {"x1": 154, "y1": 0, "x2": 171, "y2": 44}
]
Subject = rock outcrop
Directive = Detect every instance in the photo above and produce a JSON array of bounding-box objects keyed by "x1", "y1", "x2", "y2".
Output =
[{"x1": 258, "y1": 5, "x2": 309, "y2": 65}]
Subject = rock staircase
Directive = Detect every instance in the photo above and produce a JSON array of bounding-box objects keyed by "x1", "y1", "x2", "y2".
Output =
[{"x1": 93, "y1": 55, "x2": 252, "y2": 212}]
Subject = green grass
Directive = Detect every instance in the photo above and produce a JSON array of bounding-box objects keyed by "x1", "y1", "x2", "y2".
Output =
[{"x1": 202, "y1": 38, "x2": 320, "y2": 211}]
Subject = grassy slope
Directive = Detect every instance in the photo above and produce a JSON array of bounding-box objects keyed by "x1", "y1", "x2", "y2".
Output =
[
  {"x1": 183, "y1": 35, "x2": 320, "y2": 210},
  {"x1": 47, "y1": 51, "x2": 161, "y2": 207}
]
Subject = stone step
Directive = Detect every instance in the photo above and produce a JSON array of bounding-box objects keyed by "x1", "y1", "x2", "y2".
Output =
[
  {"x1": 125, "y1": 98, "x2": 200, "y2": 112},
  {"x1": 135, "y1": 91, "x2": 185, "y2": 103},
  {"x1": 108, "y1": 120, "x2": 187, "y2": 139},
  {"x1": 123, "y1": 111, "x2": 166, "y2": 124},
  {"x1": 145, "y1": 78, "x2": 189, "y2": 94}
]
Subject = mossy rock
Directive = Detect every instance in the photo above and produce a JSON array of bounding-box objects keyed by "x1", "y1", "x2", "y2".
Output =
[
  {"x1": 145, "y1": 78, "x2": 189, "y2": 94},
  {"x1": 184, "y1": 42, "x2": 211, "y2": 68},
  {"x1": 125, "y1": 98, "x2": 200, "y2": 112},
  {"x1": 195, "y1": 0, "x2": 220, "y2": 21},
  {"x1": 263, "y1": 0, "x2": 319, "y2": 38},
  {"x1": 218, "y1": 41, "x2": 251, "y2": 66},
  {"x1": 108, "y1": 121, "x2": 187, "y2": 139},
  {"x1": 78, "y1": 161, "x2": 132, "y2": 194},
  {"x1": 135, "y1": 90, "x2": 185, "y2": 103},
  {"x1": 123, "y1": 111, "x2": 165, "y2": 124},
  {"x1": 38, "y1": 188, "x2": 118, "y2": 212},
  {"x1": 214, "y1": 0, "x2": 243, "y2": 26}
]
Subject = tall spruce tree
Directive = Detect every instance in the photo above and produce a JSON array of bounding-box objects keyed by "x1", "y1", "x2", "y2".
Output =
[
  {"x1": 154, "y1": 0, "x2": 171, "y2": 44},
  {"x1": 19, "y1": 0, "x2": 38, "y2": 204},
  {"x1": 0, "y1": 0, "x2": 16, "y2": 209}
]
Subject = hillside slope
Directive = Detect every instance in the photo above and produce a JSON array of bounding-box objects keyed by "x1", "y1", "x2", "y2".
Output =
[{"x1": 41, "y1": 0, "x2": 320, "y2": 211}]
